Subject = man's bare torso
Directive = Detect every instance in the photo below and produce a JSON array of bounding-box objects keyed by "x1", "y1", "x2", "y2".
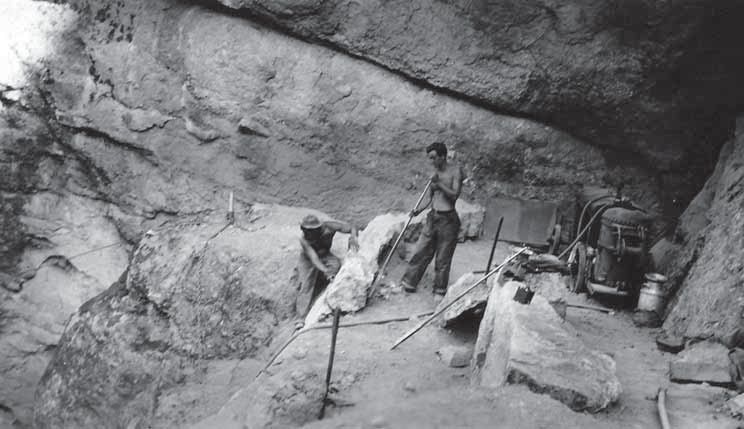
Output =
[{"x1": 431, "y1": 162, "x2": 462, "y2": 211}]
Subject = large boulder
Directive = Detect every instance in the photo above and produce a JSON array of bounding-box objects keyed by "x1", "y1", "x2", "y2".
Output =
[
  {"x1": 472, "y1": 279, "x2": 622, "y2": 412},
  {"x1": 669, "y1": 340, "x2": 733, "y2": 387},
  {"x1": 305, "y1": 213, "x2": 407, "y2": 325},
  {"x1": 33, "y1": 206, "x2": 312, "y2": 428}
]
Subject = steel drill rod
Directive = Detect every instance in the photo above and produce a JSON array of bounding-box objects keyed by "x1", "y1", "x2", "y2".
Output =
[
  {"x1": 485, "y1": 217, "x2": 504, "y2": 273},
  {"x1": 319, "y1": 308, "x2": 341, "y2": 419},
  {"x1": 257, "y1": 311, "x2": 434, "y2": 377},
  {"x1": 566, "y1": 303, "x2": 615, "y2": 314},
  {"x1": 368, "y1": 179, "x2": 432, "y2": 297},
  {"x1": 390, "y1": 248, "x2": 528, "y2": 350}
]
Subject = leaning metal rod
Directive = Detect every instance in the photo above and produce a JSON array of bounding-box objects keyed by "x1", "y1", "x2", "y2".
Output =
[
  {"x1": 391, "y1": 248, "x2": 528, "y2": 350},
  {"x1": 474, "y1": 217, "x2": 504, "y2": 274},
  {"x1": 256, "y1": 311, "x2": 435, "y2": 378},
  {"x1": 313, "y1": 311, "x2": 434, "y2": 330},
  {"x1": 318, "y1": 308, "x2": 341, "y2": 419},
  {"x1": 368, "y1": 179, "x2": 432, "y2": 297},
  {"x1": 564, "y1": 303, "x2": 615, "y2": 314},
  {"x1": 486, "y1": 217, "x2": 504, "y2": 273}
]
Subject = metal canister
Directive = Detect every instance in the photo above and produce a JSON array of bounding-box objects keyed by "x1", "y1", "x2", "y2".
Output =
[
  {"x1": 637, "y1": 273, "x2": 668, "y2": 313},
  {"x1": 597, "y1": 207, "x2": 652, "y2": 255}
]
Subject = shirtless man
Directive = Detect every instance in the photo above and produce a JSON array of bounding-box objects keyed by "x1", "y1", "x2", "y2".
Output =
[{"x1": 400, "y1": 142, "x2": 463, "y2": 297}]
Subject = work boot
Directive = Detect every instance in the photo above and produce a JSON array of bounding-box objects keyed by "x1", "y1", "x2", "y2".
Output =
[
  {"x1": 402, "y1": 281, "x2": 416, "y2": 293},
  {"x1": 433, "y1": 288, "x2": 447, "y2": 297}
]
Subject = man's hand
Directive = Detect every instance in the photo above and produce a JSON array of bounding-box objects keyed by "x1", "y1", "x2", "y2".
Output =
[
  {"x1": 430, "y1": 173, "x2": 440, "y2": 190},
  {"x1": 323, "y1": 267, "x2": 335, "y2": 282}
]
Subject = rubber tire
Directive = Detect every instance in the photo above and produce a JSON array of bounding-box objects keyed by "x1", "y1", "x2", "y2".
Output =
[{"x1": 569, "y1": 242, "x2": 587, "y2": 293}]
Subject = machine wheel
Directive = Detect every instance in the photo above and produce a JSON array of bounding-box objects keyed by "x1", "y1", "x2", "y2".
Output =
[{"x1": 568, "y1": 242, "x2": 587, "y2": 293}]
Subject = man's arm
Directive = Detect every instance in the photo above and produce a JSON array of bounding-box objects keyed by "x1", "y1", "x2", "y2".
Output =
[
  {"x1": 412, "y1": 191, "x2": 432, "y2": 216},
  {"x1": 324, "y1": 220, "x2": 359, "y2": 251},
  {"x1": 300, "y1": 237, "x2": 329, "y2": 273},
  {"x1": 431, "y1": 166, "x2": 463, "y2": 203}
]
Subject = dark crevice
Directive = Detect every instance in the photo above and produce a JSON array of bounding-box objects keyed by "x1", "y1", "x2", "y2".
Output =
[
  {"x1": 63, "y1": 124, "x2": 160, "y2": 167},
  {"x1": 31, "y1": 85, "x2": 114, "y2": 190}
]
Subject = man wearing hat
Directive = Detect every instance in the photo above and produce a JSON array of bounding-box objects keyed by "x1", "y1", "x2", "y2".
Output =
[{"x1": 295, "y1": 214, "x2": 359, "y2": 317}]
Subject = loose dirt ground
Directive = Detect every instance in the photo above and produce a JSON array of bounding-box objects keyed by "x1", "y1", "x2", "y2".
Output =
[{"x1": 266, "y1": 239, "x2": 741, "y2": 429}]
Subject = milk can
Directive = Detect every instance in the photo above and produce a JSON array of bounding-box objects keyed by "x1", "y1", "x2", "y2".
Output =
[{"x1": 636, "y1": 273, "x2": 668, "y2": 314}]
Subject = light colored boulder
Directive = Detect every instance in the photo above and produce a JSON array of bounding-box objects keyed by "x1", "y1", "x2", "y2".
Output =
[
  {"x1": 304, "y1": 213, "x2": 407, "y2": 325},
  {"x1": 439, "y1": 272, "x2": 490, "y2": 326},
  {"x1": 472, "y1": 279, "x2": 621, "y2": 412},
  {"x1": 666, "y1": 383, "x2": 738, "y2": 428},
  {"x1": 726, "y1": 392, "x2": 744, "y2": 417}
]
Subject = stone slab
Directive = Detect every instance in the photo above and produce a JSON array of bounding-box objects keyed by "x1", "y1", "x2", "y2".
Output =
[
  {"x1": 472, "y1": 279, "x2": 621, "y2": 412},
  {"x1": 670, "y1": 340, "x2": 732, "y2": 386}
]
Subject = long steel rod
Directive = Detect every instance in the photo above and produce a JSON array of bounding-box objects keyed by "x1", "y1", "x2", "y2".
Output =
[
  {"x1": 368, "y1": 179, "x2": 432, "y2": 297},
  {"x1": 391, "y1": 248, "x2": 528, "y2": 350},
  {"x1": 485, "y1": 217, "x2": 504, "y2": 273},
  {"x1": 319, "y1": 308, "x2": 341, "y2": 419}
]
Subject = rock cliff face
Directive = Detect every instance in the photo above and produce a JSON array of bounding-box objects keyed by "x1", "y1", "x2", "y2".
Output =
[
  {"x1": 663, "y1": 116, "x2": 744, "y2": 340},
  {"x1": 214, "y1": 0, "x2": 744, "y2": 177},
  {"x1": 43, "y1": 0, "x2": 721, "y2": 221}
]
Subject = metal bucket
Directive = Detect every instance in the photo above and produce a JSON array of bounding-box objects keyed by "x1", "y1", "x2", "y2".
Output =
[{"x1": 637, "y1": 273, "x2": 668, "y2": 313}]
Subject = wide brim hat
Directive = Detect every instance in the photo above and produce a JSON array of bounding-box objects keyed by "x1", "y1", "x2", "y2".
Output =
[{"x1": 300, "y1": 214, "x2": 322, "y2": 230}]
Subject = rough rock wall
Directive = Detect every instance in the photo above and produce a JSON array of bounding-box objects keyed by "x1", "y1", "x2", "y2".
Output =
[
  {"x1": 214, "y1": 0, "x2": 744, "y2": 198},
  {"x1": 54, "y1": 0, "x2": 686, "y2": 224},
  {"x1": 663, "y1": 116, "x2": 744, "y2": 340},
  {"x1": 0, "y1": 4, "x2": 135, "y2": 425}
]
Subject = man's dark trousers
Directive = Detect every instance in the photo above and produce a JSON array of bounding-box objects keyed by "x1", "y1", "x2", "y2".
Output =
[{"x1": 401, "y1": 210, "x2": 460, "y2": 295}]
